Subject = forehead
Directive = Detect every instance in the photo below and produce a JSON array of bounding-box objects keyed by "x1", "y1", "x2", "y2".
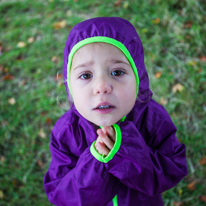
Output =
[{"x1": 72, "y1": 42, "x2": 128, "y2": 63}]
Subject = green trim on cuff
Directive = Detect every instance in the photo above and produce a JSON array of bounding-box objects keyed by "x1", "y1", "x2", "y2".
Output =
[
  {"x1": 112, "y1": 194, "x2": 118, "y2": 206},
  {"x1": 66, "y1": 36, "x2": 139, "y2": 98},
  {"x1": 90, "y1": 124, "x2": 122, "y2": 163}
]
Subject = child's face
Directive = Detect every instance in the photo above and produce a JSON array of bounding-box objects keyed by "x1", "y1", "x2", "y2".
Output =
[{"x1": 70, "y1": 43, "x2": 136, "y2": 126}]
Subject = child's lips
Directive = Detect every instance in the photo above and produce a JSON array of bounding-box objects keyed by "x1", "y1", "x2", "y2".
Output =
[{"x1": 93, "y1": 102, "x2": 116, "y2": 114}]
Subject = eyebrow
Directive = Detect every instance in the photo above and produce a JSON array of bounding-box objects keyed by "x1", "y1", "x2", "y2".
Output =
[
  {"x1": 108, "y1": 59, "x2": 131, "y2": 66},
  {"x1": 73, "y1": 60, "x2": 94, "y2": 71},
  {"x1": 73, "y1": 59, "x2": 130, "y2": 71}
]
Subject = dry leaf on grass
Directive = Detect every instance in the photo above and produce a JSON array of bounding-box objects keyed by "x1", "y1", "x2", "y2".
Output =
[
  {"x1": 39, "y1": 129, "x2": 46, "y2": 139},
  {"x1": 3, "y1": 74, "x2": 14, "y2": 80},
  {"x1": 187, "y1": 60, "x2": 197, "y2": 66},
  {"x1": 151, "y1": 18, "x2": 160, "y2": 24},
  {"x1": 114, "y1": 0, "x2": 121, "y2": 7},
  {"x1": 51, "y1": 56, "x2": 59, "y2": 63},
  {"x1": 0, "y1": 190, "x2": 4, "y2": 199},
  {"x1": 53, "y1": 20, "x2": 66, "y2": 29},
  {"x1": 187, "y1": 181, "x2": 197, "y2": 191},
  {"x1": 173, "y1": 201, "x2": 184, "y2": 206},
  {"x1": 123, "y1": 1, "x2": 129, "y2": 9},
  {"x1": 199, "y1": 55, "x2": 206, "y2": 62},
  {"x1": 0, "y1": 156, "x2": 5, "y2": 163},
  {"x1": 199, "y1": 157, "x2": 206, "y2": 165},
  {"x1": 0, "y1": 41, "x2": 3, "y2": 55},
  {"x1": 46, "y1": 117, "x2": 52, "y2": 125},
  {"x1": 17, "y1": 41, "x2": 26, "y2": 48},
  {"x1": 155, "y1": 72, "x2": 162, "y2": 78},
  {"x1": 8, "y1": 97, "x2": 16, "y2": 105},
  {"x1": 159, "y1": 97, "x2": 168, "y2": 105},
  {"x1": 183, "y1": 20, "x2": 193, "y2": 28},
  {"x1": 27, "y1": 37, "x2": 34, "y2": 43},
  {"x1": 199, "y1": 196, "x2": 206, "y2": 204},
  {"x1": 172, "y1": 83, "x2": 184, "y2": 93}
]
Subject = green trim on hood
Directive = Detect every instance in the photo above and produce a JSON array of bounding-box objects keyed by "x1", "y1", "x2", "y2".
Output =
[{"x1": 67, "y1": 36, "x2": 139, "y2": 97}]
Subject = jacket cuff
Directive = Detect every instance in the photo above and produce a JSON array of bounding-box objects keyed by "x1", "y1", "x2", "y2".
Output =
[{"x1": 90, "y1": 124, "x2": 122, "y2": 163}]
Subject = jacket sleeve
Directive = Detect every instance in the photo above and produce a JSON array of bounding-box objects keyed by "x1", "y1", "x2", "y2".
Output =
[
  {"x1": 90, "y1": 107, "x2": 188, "y2": 196},
  {"x1": 43, "y1": 124, "x2": 119, "y2": 206}
]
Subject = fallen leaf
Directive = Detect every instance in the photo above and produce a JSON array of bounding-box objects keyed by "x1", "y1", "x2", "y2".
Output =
[
  {"x1": 187, "y1": 60, "x2": 197, "y2": 66},
  {"x1": 66, "y1": 10, "x2": 72, "y2": 17},
  {"x1": 39, "y1": 129, "x2": 46, "y2": 138},
  {"x1": 8, "y1": 97, "x2": 16, "y2": 105},
  {"x1": 151, "y1": 18, "x2": 161, "y2": 24},
  {"x1": 159, "y1": 97, "x2": 168, "y2": 105},
  {"x1": 173, "y1": 201, "x2": 184, "y2": 206},
  {"x1": 0, "y1": 190, "x2": 4, "y2": 199},
  {"x1": 0, "y1": 156, "x2": 5, "y2": 163},
  {"x1": 141, "y1": 28, "x2": 148, "y2": 33},
  {"x1": 199, "y1": 196, "x2": 206, "y2": 204},
  {"x1": 53, "y1": 20, "x2": 66, "y2": 29},
  {"x1": 17, "y1": 41, "x2": 26, "y2": 48},
  {"x1": 0, "y1": 41, "x2": 3, "y2": 55},
  {"x1": 187, "y1": 181, "x2": 197, "y2": 191},
  {"x1": 199, "y1": 55, "x2": 206, "y2": 62},
  {"x1": 46, "y1": 117, "x2": 52, "y2": 125},
  {"x1": 51, "y1": 56, "x2": 59, "y2": 63},
  {"x1": 199, "y1": 157, "x2": 206, "y2": 165},
  {"x1": 3, "y1": 74, "x2": 14, "y2": 80},
  {"x1": 155, "y1": 71, "x2": 162, "y2": 79},
  {"x1": 123, "y1": 1, "x2": 129, "y2": 9},
  {"x1": 27, "y1": 37, "x2": 34, "y2": 43},
  {"x1": 21, "y1": 79, "x2": 26, "y2": 86},
  {"x1": 114, "y1": 0, "x2": 121, "y2": 7},
  {"x1": 12, "y1": 179, "x2": 17, "y2": 186},
  {"x1": 0, "y1": 65, "x2": 4, "y2": 73},
  {"x1": 172, "y1": 83, "x2": 184, "y2": 93},
  {"x1": 178, "y1": 188, "x2": 183, "y2": 196},
  {"x1": 40, "y1": 111, "x2": 47, "y2": 116},
  {"x1": 183, "y1": 20, "x2": 192, "y2": 28},
  {"x1": 36, "y1": 159, "x2": 43, "y2": 167},
  {"x1": 4, "y1": 67, "x2": 8, "y2": 72}
]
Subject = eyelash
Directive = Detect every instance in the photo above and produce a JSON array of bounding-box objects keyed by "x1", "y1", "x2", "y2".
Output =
[{"x1": 78, "y1": 69, "x2": 126, "y2": 80}]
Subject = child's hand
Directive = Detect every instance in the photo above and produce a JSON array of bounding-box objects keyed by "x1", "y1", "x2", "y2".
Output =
[{"x1": 95, "y1": 126, "x2": 116, "y2": 156}]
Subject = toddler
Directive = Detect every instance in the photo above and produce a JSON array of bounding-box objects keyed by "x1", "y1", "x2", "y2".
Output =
[{"x1": 43, "y1": 17, "x2": 188, "y2": 206}]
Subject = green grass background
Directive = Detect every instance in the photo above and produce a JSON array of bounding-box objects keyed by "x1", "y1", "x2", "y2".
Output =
[{"x1": 0, "y1": 0, "x2": 206, "y2": 205}]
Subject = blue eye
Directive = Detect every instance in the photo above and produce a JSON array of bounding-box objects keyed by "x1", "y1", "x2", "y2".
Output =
[
  {"x1": 80, "y1": 73, "x2": 93, "y2": 79},
  {"x1": 111, "y1": 70, "x2": 125, "y2": 76}
]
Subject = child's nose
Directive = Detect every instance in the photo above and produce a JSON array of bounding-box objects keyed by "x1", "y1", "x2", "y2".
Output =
[{"x1": 93, "y1": 77, "x2": 112, "y2": 95}]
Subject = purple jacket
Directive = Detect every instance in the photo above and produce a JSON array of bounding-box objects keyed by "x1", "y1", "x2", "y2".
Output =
[{"x1": 43, "y1": 17, "x2": 188, "y2": 206}]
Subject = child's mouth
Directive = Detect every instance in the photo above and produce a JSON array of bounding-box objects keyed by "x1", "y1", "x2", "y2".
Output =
[{"x1": 94, "y1": 102, "x2": 116, "y2": 114}]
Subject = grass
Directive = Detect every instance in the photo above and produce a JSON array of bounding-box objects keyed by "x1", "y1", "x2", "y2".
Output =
[{"x1": 0, "y1": 0, "x2": 206, "y2": 205}]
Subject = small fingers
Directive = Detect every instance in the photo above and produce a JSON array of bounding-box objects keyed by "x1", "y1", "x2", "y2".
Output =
[
  {"x1": 96, "y1": 142, "x2": 110, "y2": 156},
  {"x1": 102, "y1": 126, "x2": 116, "y2": 142},
  {"x1": 97, "y1": 129, "x2": 114, "y2": 150}
]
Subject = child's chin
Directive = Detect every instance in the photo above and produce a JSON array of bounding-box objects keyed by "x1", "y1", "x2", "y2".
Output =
[{"x1": 92, "y1": 119, "x2": 118, "y2": 127}]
